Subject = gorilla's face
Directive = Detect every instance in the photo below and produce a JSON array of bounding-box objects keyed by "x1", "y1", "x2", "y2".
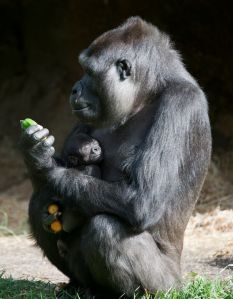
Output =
[
  {"x1": 69, "y1": 20, "x2": 153, "y2": 127},
  {"x1": 70, "y1": 55, "x2": 138, "y2": 127},
  {"x1": 70, "y1": 74, "x2": 101, "y2": 124},
  {"x1": 70, "y1": 17, "x2": 170, "y2": 127}
]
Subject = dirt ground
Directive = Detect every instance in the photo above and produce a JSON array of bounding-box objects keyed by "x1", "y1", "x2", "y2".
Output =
[
  {"x1": 0, "y1": 177, "x2": 233, "y2": 284},
  {"x1": 0, "y1": 211, "x2": 233, "y2": 284}
]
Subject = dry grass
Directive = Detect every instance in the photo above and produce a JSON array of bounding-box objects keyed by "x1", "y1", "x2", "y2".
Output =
[{"x1": 198, "y1": 156, "x2": 233, "y2": 212}]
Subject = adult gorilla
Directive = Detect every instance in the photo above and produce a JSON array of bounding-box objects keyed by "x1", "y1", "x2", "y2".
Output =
[{"x1": 20, "y1": 17, "x2": 211, "y2": 298}]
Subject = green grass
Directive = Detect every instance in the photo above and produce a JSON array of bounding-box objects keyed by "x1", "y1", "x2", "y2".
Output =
[
  {"x1": 0, "y1": 274, "x2": 56, "y2": 299},
  {"x1": 0, "y1": 273, "x2": 233, "y2": 299}
]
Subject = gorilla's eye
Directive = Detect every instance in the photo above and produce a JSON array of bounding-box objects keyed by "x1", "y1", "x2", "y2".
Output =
[
  {"x1": 85, "y1": 67, "x2": 94, "y2": 77},
  {"x1": 116, "y1": 59, "x2": 131, "y2": 81}
]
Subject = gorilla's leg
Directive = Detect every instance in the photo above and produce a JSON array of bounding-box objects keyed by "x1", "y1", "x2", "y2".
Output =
[
  {"x1": 29, "y1": 190, "x2": 71, "y2": 277},
  {"x1": 69, "y1": 215, "x2": 181, "y2": 297},
  {"x1": 29, "y1": 189, "x2": 95, "y2": 298}
]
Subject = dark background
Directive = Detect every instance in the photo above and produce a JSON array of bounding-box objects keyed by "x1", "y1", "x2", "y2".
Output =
[{"x1": 0, "y1": 0, "x2": 232, "y2": 209}]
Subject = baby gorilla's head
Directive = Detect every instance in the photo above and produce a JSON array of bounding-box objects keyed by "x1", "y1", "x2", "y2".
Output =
[{"x1": 64, "y1": 133, "x2": 103, "y2": 167}]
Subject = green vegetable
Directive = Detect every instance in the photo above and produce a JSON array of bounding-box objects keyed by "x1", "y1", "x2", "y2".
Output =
[{"x1": 20, "y1": 118, "x2": 37, "y2": 130}]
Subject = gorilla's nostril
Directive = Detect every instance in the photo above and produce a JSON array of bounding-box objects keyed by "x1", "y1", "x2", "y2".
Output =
[
  {"x1": 72, "y1": 83, "x2": 83, "y2": 98},
  {"x1": 92, "y1": 147, "x2": 100, "y2": 153}
]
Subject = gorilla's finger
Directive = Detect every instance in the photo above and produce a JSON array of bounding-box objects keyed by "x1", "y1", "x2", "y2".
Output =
[
  {"x1": 49, "y1": 146, "x2": 55, "y2": 156},
  {"x1": 43, "y1": 135, "x2": 55, "y2": 147},
  {"x1": 35, "y1": 143, "x2": 55, "y2": 156},
  {"x1": 39, "y1": 145, "x2": 56, "y2": 157},
  {"x1": 25, "y1": 124, "x2": 43, "y2": 135},
  {"x1": 33, "y1": 128, "x2": 50, "y2": 141},
  {"x1": 21, "y1": 125, "x2": 44, "y2": 147},
  {"x1": 34, "y1": 136, "x2": 55, "y2": 153},
  {"x1": 43, "y1": 213, "x2": 58, "y2": 226}
]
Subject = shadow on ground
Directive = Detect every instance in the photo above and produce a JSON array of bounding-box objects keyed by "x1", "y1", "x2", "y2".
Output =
[{"x1": 209, "y1": 257, "x2": 233, "y2": 269}]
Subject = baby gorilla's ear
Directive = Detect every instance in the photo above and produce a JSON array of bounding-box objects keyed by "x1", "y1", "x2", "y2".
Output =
[{"x1": 116, "y1": 59, "x2": 131, "y2": 81}]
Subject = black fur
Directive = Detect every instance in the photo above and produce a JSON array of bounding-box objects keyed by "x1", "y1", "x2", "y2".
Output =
[{"x1": 20, "y1": 17, "x2": 212, "y2": 297}]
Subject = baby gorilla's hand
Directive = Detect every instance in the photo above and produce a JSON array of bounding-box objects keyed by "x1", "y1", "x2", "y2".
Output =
[{"x1": 19, "y1": 124, "x2": 55, "y2": 171}]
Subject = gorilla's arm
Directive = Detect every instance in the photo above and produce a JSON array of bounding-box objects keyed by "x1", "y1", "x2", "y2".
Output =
[
  {"x1": 46, "y1": 81, "x2": 211, "y2": 230},
  {"x1": 20, "y1": 123, "x2": 92, "y2": 191},
  {"x1": 131, "y1": 81, "x2": 211, "y2": 229}
]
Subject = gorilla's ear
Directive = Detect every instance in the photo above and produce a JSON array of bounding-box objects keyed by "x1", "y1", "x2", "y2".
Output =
[{"x1": 116, "y1": 59, "x2": 131, "y2": 81}]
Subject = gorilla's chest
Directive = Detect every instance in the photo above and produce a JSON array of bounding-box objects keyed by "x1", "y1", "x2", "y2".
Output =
[
  {"x1": 91, "y1": 129, "x2": 130, "y2": 181},
  {"x1": 92, "y1": 108, "x2": 154, "y2": 182}
]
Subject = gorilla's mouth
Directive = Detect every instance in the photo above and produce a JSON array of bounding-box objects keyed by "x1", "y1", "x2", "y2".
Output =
[{"x1": 72, "y1": 105, "x2": 90, "y2": 112}]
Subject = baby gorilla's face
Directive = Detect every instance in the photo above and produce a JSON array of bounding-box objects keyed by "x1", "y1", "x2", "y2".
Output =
[{"x1": 66, "y1": 133, "x2": 103, "y2": 167}]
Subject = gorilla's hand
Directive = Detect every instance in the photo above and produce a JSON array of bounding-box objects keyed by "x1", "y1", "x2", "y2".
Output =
[
  {"x1": 19, "y1": 124, "x2": 55, "y2": 172},
  {"x1": 42, "y1": 203, "x2": 62, "y2": 233}
]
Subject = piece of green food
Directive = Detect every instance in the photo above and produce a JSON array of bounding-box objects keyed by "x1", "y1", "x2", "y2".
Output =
[{"x1": 20, "y1": 118, "x2": 37, "y2": 130}]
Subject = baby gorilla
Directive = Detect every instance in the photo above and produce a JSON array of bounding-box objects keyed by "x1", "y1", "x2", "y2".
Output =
[
  {"x1": 62, "y1": 132, "x2": 103, "y2": 175},
  {"x1": 61, "y1": 132, "x2": 103, "y2": 229},
  {"x1": 44, "y1": 132, "x2": 103, "y2": 232},
  {"x1": 54, "y1": 132, "x2": 103, "y2": 258}
]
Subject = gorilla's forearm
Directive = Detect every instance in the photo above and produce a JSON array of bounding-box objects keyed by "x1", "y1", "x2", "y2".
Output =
[
  {"x1": 25, "y1": 156, "x2": 62, "y2": 192},
  {"x1": 46, "y1": 166, "x2": 140, "y2": 228}
]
